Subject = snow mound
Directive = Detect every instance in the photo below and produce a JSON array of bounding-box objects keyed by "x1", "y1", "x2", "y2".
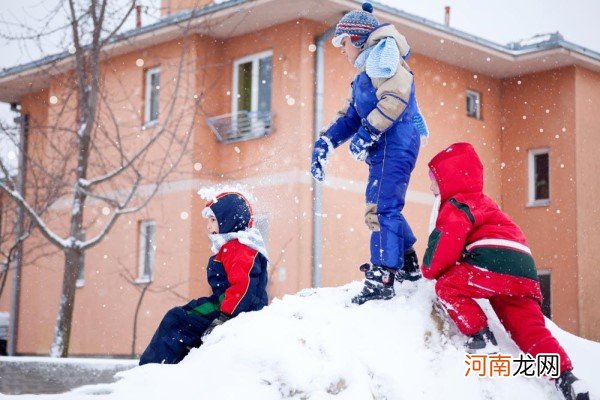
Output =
[{"x1": 25, "y1": 282, "x2": 600, "y2": 399}]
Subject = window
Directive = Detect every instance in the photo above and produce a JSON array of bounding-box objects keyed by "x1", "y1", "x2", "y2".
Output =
[
  {"x1": 232, "y1": 51, "x2": 272, "y2": 116},
  {"x1": 466, "y1": 90, "x2": 481, "y2": 119},
  {"x1": 76, "y1": 233, "x2": 85, "y2": 288},
  {"x1": 253, "y1": 214, "x2": 269, "y2": 247},
  {"x1": 538, "y1": 270, "x2": 552, "y2": 319},
  {"x1": 76, "y1": 253, "x2": 85, "y2": 288},
  {"x1": 0, "y1": 115, "x2": 26, "y2": 178},
  {"x1": 137, "y1": 220, "x2": 156, "y2": 283},
  {"x1": 144, "y1": 67, "x2": 160, "y2": 125},
  {"x1": 528, "y1": 148, "x2": 550, "y2": 205}
]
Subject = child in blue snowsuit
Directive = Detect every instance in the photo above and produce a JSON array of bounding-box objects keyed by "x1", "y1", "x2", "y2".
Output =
[
  {"x1": 311, "y1": 3, "x2": 429, "y2": 305},
  {"x1": 139, "y1": 192, "x2": 269, "y2": 365}
]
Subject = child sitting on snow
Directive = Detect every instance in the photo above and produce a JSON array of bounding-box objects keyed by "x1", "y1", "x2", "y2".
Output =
[
  {"x1": 422, "y1": 142, "x2": 589, "y2": 400},
  {"x1": 310, "y1": 2, "x2": 429, "y2": 305},
  {"x1": 139, "y1": 192, "x2": 268, "y2": 365}
]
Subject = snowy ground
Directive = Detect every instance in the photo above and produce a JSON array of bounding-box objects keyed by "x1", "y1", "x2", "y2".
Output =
[{"x1": 4, "y1": 280, "x2": 599, "y2": 399}]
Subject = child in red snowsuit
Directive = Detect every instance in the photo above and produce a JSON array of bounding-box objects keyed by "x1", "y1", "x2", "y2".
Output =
[{"x1": 422, "y1": 142, "x2": 588, "y2": 400}]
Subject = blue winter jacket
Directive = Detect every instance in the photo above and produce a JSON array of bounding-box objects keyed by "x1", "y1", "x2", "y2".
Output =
[{"x1": 322, "y1": 24, "x2": 427, "y2": 153}]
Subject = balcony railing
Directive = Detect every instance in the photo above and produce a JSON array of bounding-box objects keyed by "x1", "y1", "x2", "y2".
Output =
[{"x1": 206, "y1": 111, "x2": 272, "y2": 144}]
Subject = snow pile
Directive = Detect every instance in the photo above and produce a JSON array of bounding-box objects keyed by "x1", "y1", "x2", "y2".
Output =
[{"x1": 15, "y1": 281, "x2": 600, "y2": 399}]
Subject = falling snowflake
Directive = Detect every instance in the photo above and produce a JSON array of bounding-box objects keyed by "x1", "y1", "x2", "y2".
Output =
[
  {"x1": 308, "y1": 44, "x2": 317, "y2": 52},
  {"x1": 194, "y1": 162, "x2": 203, "y2": 171},
  {"x1": 136, "y1": 58, "x2": 144, "y2": 67},
  {"x1": 102, "y1": 207, "x2": 110, "y2": 216},
  {"x1": 49, "y1": 96, "x2": 58, "y2": 105},
  {"x1": 180, "y1": 211, "x2": 189, "y2": 220}
]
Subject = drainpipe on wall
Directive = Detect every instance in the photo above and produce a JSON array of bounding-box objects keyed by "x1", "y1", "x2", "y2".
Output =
[
  {"x1": 8, "y1": 111, "x2": 28, "y2": 356},
  {"x1": 312, "y1": 26, "x2": 335, "y2": 288}
]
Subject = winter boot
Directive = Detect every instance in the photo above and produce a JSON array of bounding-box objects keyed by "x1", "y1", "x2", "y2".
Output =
[
  {"x1": 465, "y1": 327, "x2": 499, "y2": 354},
  {"x1": 556, "y1": 371, "x2": 590, "y2": 400},
  {"x1": 395, "y1": 249, "x2": 422, "y2": 282},
  {"x1": 351, "y1": 263, "x2": 395, "y2": 305}
]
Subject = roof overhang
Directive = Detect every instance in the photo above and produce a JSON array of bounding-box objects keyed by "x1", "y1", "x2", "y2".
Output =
[{"x1": 1, "y1": 0, "x2": 600, "y2": 103}]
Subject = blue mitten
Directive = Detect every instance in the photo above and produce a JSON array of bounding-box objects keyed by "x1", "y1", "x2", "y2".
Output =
[
  {"x1": 311, "y1": 136, "x2": 333, "y2": 181},
  {"x1": 349, "y1": 120, "x2": 379, "y2": 161}
]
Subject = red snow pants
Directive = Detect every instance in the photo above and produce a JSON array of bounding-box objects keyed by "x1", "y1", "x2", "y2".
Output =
[{"x1": 435, "y1": 263, "x2": 573, "y2": 373}]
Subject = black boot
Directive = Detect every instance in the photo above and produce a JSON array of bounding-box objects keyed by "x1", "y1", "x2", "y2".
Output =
[
  {"x1": 351, "y1": 264, "x2": 395, "y2": 305},
  {"x1": 465, "y1": 327, "x2": 499, "y2": 354},
  {"x1": 395, "y1": 249, "x2": 422, "y2": 282},
  {"x1": 556, "y1": 371, "x2": 590, "y2": 400}
]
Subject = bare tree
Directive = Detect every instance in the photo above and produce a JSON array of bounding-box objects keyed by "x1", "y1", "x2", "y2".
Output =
[
  {"x1": 118, "y1": 261, "x2": 190, "y2": 358},
  {"x1": 0, "y1": 0, "x2": 202, "y2": 356}
]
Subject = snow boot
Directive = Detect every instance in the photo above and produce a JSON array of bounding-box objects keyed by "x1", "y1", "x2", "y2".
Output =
[
  {"x1": 395, "y1": 249, "x2": 422, "y2": 282},
  {"x1": 351, "y1": 263, "x2": 395, "y2": 305},
  {"x1": 465, "y1": 327, "x2": 499, "y2": 354},
  {"x1": 556, "y1": 371, "x2": 590, "y2": 400}
]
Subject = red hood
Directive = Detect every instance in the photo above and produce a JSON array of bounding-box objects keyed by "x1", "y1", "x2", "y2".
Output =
[{"x1": 428, "y1": 142, "x2": 484, "y2": 202}]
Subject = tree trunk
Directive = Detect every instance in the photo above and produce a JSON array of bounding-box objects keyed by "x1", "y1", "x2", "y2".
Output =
[
  {"x1": 50, "y1": 247, "x2": 81, "y2": 357},
  {"x1": 131, "y1": 284, "x2": 150, "y2": 357}
]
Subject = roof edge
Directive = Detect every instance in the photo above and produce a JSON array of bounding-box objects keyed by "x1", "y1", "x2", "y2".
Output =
[{"x1": 1, "y1": 0, "x2": 600, "y2": 84}]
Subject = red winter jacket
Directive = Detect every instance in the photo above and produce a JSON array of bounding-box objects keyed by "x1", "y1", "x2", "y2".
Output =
[
  {"x1": 208, "y1": 240, "x2": 269, "y2": 317},
  {"x1": 422, "y1": 143, "x2": 539, "y2": 290}
]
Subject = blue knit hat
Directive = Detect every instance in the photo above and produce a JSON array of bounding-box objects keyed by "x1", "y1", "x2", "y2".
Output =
[
  {"x1": 332, "y1": 2, "x2": 379, "y2": 48},
  {"x1": 203, "y1": 192, "x2": 253, "y2": 234}
]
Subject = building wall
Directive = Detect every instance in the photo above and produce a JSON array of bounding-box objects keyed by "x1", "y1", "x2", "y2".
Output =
[
  {"x1": 500, "y1": 67, "x2": 579, "y2": 334},
  {"x1": 160, "y1": 0, "x2": 213, "y2": 16},
  {"x1": 575, "y1": 66, "x2": 600, "y2": 341},
  {"x1": 4, "y1": 16, "x2": 599, "y2": 355}
]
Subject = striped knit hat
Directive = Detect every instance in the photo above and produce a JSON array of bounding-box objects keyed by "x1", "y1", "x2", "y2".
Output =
[{"x1": 332, "y1": 2, "x2": 379, "y2": 48}]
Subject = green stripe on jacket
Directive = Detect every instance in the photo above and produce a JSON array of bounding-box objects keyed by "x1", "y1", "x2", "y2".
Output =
[
  {"x1": 464, "y1": 247, "x2": 539, "y2": 281},
  {"x1": 188, "y1": 294, "x2": 225, "y2": 317}
]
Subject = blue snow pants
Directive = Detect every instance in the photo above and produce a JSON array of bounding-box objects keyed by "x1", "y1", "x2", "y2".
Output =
[
  {"x1": 139, "y1": 296, "x2": 220, "y2": 365},
  {"x1": 365, "y1": 120, "x2": 420, "y2": 270}
]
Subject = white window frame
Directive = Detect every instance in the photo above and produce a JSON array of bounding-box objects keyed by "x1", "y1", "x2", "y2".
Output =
[
  {"x1": 76, "y1": 231, "x2": 85, "y2": 288},
  {"x1": 232, "y1": 50, "x2": 273, "y2": 115},
  {"x1": 136, "y1": 220, "x2": 156, "y2": 284},
  {"x1": 528, "y1": 148, "x2": 550, "y2": 207},
  {"x1": 76, "y1": 251, "x2": 85, "y2": 288},
  {"x1": 466, "y1": 89, "x2": 481, "y2": 120},
  {"x1": 144, "y1": 67, "x2": 160, "y2": 126},
  {"x1": 253, "y1": 214, "x2": 269, "y2": 247}
]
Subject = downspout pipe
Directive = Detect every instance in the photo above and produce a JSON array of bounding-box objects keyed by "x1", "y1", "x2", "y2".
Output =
[
  {"x1": 312, "y1": 26, "x2": 335, "y2": 288},
  {"x1": 8, "y1": 112, "x2": 27, "y2": 356}
]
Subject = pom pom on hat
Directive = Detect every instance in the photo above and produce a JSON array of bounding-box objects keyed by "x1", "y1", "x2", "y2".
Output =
[{"x1": 362, "y1": 2, "x2": 374, "y2": 13}]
